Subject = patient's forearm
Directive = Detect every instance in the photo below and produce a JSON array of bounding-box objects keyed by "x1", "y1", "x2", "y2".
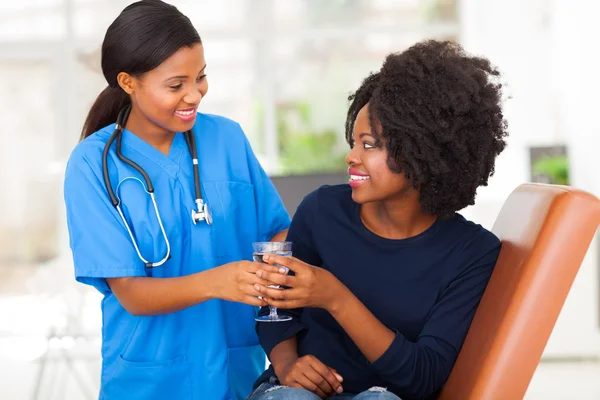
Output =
[
  {"x1": 328, "y1": 285, "x2": 395, "y2": 363},
  {"x1": 270, "y1": 337, "x2": 299, "y2": 378}
]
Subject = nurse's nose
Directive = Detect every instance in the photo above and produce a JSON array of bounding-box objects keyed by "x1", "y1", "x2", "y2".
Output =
[{"x1": 183, "y1": 86, "x2": 203, "y2": 105}]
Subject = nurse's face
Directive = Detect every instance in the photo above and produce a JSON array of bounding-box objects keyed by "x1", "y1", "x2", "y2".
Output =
[{"x1": 122, "y1": 43, "x2": 208, "y2": 135}]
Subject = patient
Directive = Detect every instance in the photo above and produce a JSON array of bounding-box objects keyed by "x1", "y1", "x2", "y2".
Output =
[{"x1": 248, "y1": 40, "x2": 508, "y2": 400}]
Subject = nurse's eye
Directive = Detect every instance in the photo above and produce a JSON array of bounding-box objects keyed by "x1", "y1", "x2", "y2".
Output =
[
  {"x1": 197, "y1": 74, "x2": 207, "y2": 82},
  {"x1": 169, "y1": 83, "x2": 183, "y2": 90}
]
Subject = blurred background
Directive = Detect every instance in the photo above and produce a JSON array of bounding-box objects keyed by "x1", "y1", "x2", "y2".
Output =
[{"x1": 0, "y1": 0, "x2": 599, "y2": 398}]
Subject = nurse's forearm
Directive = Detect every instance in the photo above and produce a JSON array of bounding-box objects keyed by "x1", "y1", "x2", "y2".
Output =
[
  {"x1": 106, "y1": 272, "x2": 216, "y2": 316},
  {"x1": 107, "y1": 261, "x2": 271, "y2": 316}
]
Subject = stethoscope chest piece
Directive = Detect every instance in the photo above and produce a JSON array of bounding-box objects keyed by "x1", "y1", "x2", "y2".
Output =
[{"x1": 192, "y1": 199, "x2": 212, "y2": 225}]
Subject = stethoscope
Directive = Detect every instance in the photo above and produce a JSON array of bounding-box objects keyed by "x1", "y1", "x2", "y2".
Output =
[{"x1": 102, "y1": 105, "x2": 212, "y2": 268}]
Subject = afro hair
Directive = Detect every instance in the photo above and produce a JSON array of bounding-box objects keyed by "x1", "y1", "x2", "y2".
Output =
[{"x1": 345, "y1": 40, "x2": 508, "y2": 217}]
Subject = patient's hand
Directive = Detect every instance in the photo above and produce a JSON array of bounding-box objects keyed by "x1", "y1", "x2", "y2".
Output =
[
  {"x1": 277, "y1": 354, "x2": 343, "y2": 398},
  {"x1": 255, "y1": 255, "x2": 345, "y2": 311}
]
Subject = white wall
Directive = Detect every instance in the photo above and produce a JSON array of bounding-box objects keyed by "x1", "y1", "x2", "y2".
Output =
[
  {"x1": 460, "y1": 0, "x2": 600, "y2": 358},
  {"x1": 543, "y1": 0, "x2": 600, "y2": 358}
]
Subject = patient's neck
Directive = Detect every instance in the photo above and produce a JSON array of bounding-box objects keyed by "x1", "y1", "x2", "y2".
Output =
[{"x1": 360, "y1": 194, "x2": 437, "y2": 240}]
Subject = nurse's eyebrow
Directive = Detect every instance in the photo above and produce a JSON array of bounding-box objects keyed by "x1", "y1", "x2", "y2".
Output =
[{"x1": 164, "y1": 64, "x2": 207, "y2": 82}]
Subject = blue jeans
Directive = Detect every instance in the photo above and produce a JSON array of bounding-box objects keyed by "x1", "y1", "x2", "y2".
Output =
[{"x1": 247, "y1": 378, "x2": 402, "y2": 400}]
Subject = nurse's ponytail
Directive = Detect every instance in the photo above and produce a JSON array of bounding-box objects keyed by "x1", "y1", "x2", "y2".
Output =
[
  {"x1": 81, "y1": 86, "x2": 130, "y2": 140},
  {"x1": 79, "y1": 0, "x2": 201, "y2": 141}
]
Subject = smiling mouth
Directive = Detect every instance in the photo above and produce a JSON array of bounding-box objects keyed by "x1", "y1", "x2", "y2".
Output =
[
  {"x1": 350, "y1": 175, "x2": 370, "y2": 181},
  {"x1": 175, "y1": 109, "x2": 196, "y2": 117},
  {"x1": 349, "y1": 174, "x2": 370, "y2": 188}
]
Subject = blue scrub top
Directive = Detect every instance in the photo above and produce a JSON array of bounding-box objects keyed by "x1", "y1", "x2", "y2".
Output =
[{"x1": 64, "y1": 113, "x2": 290, "y2": 400}]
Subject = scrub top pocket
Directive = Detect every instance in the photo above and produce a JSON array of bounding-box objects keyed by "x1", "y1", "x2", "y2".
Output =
[{"x1": 102, "y1": 355, "x2": 192, "y2": 400}]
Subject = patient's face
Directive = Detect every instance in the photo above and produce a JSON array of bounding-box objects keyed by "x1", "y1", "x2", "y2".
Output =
[{"x1": 345, "y1": 104, "x2": 414, "y2": 204}]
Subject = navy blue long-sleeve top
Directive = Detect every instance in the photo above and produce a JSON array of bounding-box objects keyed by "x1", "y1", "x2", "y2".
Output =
[{"x1": 255, "y1": 185, "x2": 501, "y2": 400}]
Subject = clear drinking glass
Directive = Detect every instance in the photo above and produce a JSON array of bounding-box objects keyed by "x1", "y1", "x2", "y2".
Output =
[{"x1": 253, "y1": 241, "x2": 292, "y2": 322}]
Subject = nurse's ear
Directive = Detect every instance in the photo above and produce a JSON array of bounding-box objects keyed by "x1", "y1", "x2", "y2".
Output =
[{"x1": 117, "y1": 72, "x2": 136, "y2": 95}]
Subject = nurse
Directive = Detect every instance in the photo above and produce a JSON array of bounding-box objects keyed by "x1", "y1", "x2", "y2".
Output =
[{"x1": 63, "y1": 1, "x2": 290, "y2": 399}]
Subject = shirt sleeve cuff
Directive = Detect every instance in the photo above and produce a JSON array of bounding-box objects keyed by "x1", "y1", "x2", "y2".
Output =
[
  {"x1": 261, "y1": 218, "x2": 292, "y2": 243},
  {"x1": 256, "y1": 319, "x2": 306, "y2": 359},
  {"x1": 75, "y1": 266, "x2": 149, "y2": 294}
]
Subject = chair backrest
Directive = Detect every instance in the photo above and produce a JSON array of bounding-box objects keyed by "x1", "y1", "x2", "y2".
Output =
[{"x1": 439, "y1": 183, "x2": 600, "y2": 400}]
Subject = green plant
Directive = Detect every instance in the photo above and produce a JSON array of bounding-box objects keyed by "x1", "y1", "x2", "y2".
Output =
[
  {"x1": 422, "y1": 0, "x2": 458, "y2": 22},
  {"x1": 277, "y1": 101, "x2": 347, "y2": 175},
  {"x1": 532, "y1": 155, "x2": 569, "y2": 185}
]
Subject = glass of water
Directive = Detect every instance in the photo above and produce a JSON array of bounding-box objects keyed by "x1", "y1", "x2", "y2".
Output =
[{"x1": 253, "y1": 241, "x2": 292, "y2": 322}]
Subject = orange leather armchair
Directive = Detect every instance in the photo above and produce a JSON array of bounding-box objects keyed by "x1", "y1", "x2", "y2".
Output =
[{"x1": 439, "y1": 183, "x2": 600, "y2": 400}]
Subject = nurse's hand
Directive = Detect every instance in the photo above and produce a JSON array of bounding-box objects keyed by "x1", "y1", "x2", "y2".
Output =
[
  {"x1": 254, "y1": 255, "x2": 345, "y2": 311},
  {"x1": 214, "y1": 261, "x2": 282, "y2": 307}
]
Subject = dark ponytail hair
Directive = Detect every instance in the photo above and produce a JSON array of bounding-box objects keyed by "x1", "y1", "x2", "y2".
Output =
[{"x1": 81, "y1": 0, "x2": 201, "y2": 140}]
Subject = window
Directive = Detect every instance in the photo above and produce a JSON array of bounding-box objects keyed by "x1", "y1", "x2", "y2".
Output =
[{"x1": 0, "y1": 0, "x2": 458, "y2": 263}]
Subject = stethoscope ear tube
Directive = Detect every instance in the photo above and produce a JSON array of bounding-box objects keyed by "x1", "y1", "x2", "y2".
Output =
[
  {"x1": 102, "y1": 106, "x2": 131, "y2": 206},
  {"x1": 186, "y1": 130, "x2": 203, "y2": 203},
  {"x1": 184, "y1": 129, "x2": 211, "y2": 225},
  {"x1": 116, "y1": 128, "x2": 154, "y2": 192},
  {"x1": 103, "y1": 105, "x2": 156, "y2": 204},
  {"x1": 102, "y1": 130, "x2": 120, "y2": 206}
]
